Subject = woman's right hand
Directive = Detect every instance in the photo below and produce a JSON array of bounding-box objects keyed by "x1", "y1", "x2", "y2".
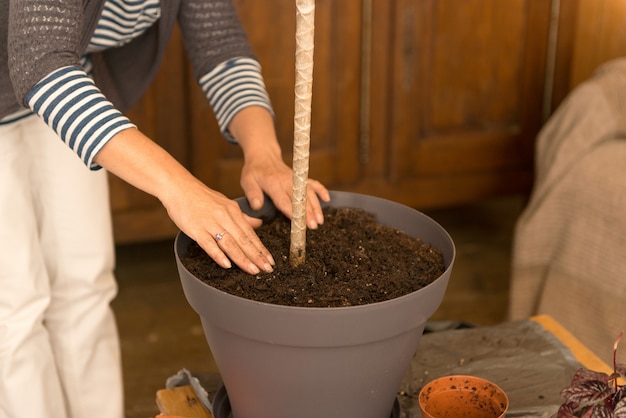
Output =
[
  {"x1": 161, "y1": 176, "x2": 275, "y2": 275},
  {"x1": 94, "y1": 127, "x2": 275, "y2": 275}
]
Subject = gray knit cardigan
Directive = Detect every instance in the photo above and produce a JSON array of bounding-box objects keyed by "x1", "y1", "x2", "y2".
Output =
[{"x1": 0, "y1": 0, "x2": 255, "y2": 119}]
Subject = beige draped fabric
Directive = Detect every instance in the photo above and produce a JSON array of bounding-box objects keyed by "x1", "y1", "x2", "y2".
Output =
[{"x1": 508, "y1": 58, "x2": 626, "y2": 365}]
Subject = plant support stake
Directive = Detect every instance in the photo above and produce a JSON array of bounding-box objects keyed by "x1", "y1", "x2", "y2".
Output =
[{"x1": 290, "y1": 0, "x2": 315, "y2": 267}]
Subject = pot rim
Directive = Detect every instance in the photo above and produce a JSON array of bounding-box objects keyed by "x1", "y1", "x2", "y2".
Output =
[{"x1": 175, "y1": 190, "x2": 456, "y2": 313}]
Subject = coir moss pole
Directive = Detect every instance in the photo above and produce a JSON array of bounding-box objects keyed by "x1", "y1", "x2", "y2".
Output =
[{"x1": 290, "y1": 0, "x2": 315, "y2": 267}]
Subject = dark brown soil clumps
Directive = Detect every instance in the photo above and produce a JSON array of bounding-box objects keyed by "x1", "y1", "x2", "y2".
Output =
[{"x1": 181, "y1": 207, "x2": 445, "y2": 308}]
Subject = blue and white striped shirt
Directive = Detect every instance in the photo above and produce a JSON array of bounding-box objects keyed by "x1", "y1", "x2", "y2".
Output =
[
  {"x1": 88, "y1": 0, "x2": 161, "y2": 52},
  {"x1": 23, "y1": 0, "x2": 272, "y2": 169},
  {"x1": 27, "y1": 66, "x2": 133, "y2": 163}
]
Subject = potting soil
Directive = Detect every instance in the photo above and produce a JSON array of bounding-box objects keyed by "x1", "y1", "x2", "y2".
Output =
[{"x1": 181, "y1": 206, "x2": 445, "y2": 307}]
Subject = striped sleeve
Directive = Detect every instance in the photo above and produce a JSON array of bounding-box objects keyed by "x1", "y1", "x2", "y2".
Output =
[
  {"x1": 25, "y1": 66, "x2": 136, "y2": 170},
  {"x1": 200, "y1": 57, "x2": 274, "y2": 143}
]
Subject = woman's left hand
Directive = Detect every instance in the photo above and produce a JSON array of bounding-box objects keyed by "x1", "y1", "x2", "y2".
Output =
[
  {"x1": 230, "y1": 106, "x2": 331, "y2": 228},
  {"x1": 240, "y1": 152, "x2": 330, "y2": 230}
]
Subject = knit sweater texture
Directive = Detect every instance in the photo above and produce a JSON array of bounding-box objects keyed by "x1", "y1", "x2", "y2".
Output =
[{"x1": 1, "y1": 0, "x2": 255, "y2": 118}]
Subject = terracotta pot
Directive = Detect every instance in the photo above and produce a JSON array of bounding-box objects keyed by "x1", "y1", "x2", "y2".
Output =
[
  {"x1": 418, "y1": 375, "x2": 509, "y2": 418},
  {"x1": 175, "y1": 191, "x2": 456, "y2": 418}
]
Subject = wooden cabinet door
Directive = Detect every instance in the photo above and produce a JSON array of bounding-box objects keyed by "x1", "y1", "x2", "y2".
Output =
[
  {"x1": 552, "y1": 0, "x2": 626, "y2": 111},
  {"x1": 351, "y1": 0, "x2": 552, "y2": 209},
  {"x1": 185, "y1": 0, "x2": 363, "y2": 198}
]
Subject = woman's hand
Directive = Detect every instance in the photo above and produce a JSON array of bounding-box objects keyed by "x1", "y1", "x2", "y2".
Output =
[
  {"x1": 230, "y1": 106, "x2": 331, "y2": 229},
  {"x1": 240, "y1": 153, "x2": 329, "y2": 230},
  {"x1": 95, "y1": 128, "x2": 275, "y2": 275},
  {"x1": 161, "y1": 176, "x2": 276, "y2": 275},
  {"x1": 95, "y1": 107, "x2": 330, "y2": 275}
]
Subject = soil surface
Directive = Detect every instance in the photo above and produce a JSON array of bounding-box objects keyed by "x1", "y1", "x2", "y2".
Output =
[{"x1": 181, "y1": 207, "x2": 445, "y2": 308}]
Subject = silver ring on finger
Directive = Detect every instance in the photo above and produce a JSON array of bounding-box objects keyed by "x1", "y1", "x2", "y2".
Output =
[{"x1": 215, "y1": 231, "x2": 227, "y2": 242}]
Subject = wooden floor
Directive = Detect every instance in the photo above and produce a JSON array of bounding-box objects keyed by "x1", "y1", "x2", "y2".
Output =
[{"x1": 111, "y1": 195, "x2": 526, "y2": 418}]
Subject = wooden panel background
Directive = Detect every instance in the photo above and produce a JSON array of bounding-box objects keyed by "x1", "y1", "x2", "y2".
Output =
[
  {"x1": 348, "y1": 0, "x2": 550, "y2": 208},
  {"x1": 109, "y1": 0, "x2": 626, "y2": 243},
  {"x1": 552, "y1": 0, "x2": 626, "y2": 111}
]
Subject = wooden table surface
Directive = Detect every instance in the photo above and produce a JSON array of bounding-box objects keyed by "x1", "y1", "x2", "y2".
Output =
[{"x1": 531, "y1": 314, "x2": 611, "y2": 374}]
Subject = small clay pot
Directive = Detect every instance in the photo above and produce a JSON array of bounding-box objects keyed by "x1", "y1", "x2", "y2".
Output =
[{"x1": 418, "y1": 375, "x2": 509, "y2": 418}]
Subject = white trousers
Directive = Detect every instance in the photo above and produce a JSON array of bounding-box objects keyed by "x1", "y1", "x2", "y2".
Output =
[{"x1": 0, "y1": 115, "x2": 123, "y2": 418}]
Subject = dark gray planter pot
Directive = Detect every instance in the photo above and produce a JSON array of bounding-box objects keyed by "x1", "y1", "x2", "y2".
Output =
[{"x1": 175, "y1": 191, "x2": 455, "y2": 418}]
